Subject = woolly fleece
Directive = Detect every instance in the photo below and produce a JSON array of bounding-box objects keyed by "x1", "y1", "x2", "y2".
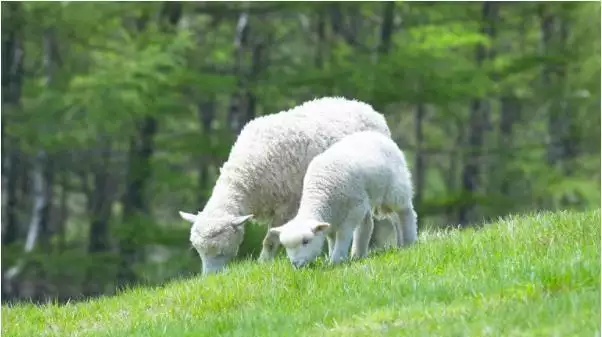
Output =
[
  {"x1": 179, "y1": 97, "x2": 392, "y2": 274},
  {"x1": 269, "y1": 131, "x2": 417, "y2": 268}
]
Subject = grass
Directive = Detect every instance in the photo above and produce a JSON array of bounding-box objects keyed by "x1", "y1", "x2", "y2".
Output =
[{"x1": 2, "y1": 209, "x2": 600, "y2": 337}]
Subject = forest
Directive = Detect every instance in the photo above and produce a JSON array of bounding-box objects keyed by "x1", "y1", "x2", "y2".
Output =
[{"x1": 1, "y1": 1, "x2": 600, "y2": 303}]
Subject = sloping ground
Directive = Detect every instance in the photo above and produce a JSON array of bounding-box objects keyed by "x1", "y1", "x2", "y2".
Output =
[{"x1": 3, "y1": 209, "x2": 600, "y2": 337}]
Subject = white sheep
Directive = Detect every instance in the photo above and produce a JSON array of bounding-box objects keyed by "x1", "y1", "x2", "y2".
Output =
[
  {"x1": 178, "y1": 97, "x2": 392, "y2": 274},
  {"x1": 370, "y1": 213, "x2": 402, "y2": 250},
  {"x1": 267, "y1": 131, "x2": 417, "y2": 268}
]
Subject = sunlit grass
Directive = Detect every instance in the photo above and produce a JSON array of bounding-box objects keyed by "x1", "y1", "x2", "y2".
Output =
[{"x1": 3, "y1": 209, "x2": 600, "y2": 337}]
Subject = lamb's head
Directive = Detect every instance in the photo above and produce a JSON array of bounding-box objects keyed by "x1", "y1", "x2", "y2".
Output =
[
  {"x1": 179, "y1": 211, "x2": 254, "y2": 274},
  {"x1": 268, "y1": 220, "x2": 330, "y2": 268}
]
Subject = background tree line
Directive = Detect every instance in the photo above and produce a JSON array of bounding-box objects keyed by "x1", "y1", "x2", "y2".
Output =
[{"x1": 1, "y1": 1, "x2": 600, "y2": 303}]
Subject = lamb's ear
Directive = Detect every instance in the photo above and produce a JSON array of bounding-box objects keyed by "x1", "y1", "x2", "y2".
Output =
[
  {"x1": 265, "y1": 227, "x2": 282, "y2": 244},
  {"x1": 179, "y1": 211, "x2": 198, "y2": 224},
  {"x1": 268, "y1": 226, "x2": 283, "y2": 237},
  {"x1": 231, "y1": 214, "x2": 254, "y2": 228},
  {"x1": 311, "y1": 222, "x2": 330, "y2": 234}
]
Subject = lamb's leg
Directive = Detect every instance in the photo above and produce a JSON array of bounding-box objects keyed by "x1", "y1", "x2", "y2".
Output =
[
  {"x1": 391, "y1": 212, "x2": 405, "y2": 247},
  {"x1": 331, "y1": 206, "x2": 368, "y2": 264},
  {"x1": 398, "y1": 207, "x2": 418, "y2": 246},
  {"x1": 370, "y1": 215, "x2": 397, "y2": 250},
  {"x1": 326, "y1": 233, "x2": 336, "y2": 257},
  {"x1": 350, "y1": 211, "x2": 374, "y2": 259},
  {"x1": 330, "y1": 228, "x2": 354, "y2": 264}
]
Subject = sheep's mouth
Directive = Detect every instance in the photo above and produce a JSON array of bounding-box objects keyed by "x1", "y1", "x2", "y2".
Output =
[{"x1": 291, "y1": 258, "x2": 322, "y2": 269}]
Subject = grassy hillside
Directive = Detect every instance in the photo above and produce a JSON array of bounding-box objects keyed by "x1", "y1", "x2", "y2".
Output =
[{"x1": 3, "y1": 209, "x2": 600, "y2": 337}]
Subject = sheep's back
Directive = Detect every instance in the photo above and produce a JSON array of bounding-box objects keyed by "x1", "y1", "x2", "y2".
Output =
[
  {"x1": 217, "y1": 97, "x2": 391, "y2": 217},
  {"x1": 298, "y1": 131, "x2": 410, "y2": 219}
]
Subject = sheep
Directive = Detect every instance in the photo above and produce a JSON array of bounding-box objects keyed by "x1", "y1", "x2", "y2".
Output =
[
  {"x1": 178, "y1": 97, "x2": 392, "y2": 274},
  {"x1": 266, "y1": 130, "x2": 417, "y2": 268}
]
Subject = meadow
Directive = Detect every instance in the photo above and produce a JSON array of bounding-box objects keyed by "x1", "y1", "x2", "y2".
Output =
[{"x1": 2, "y1": 209, "x2": 600, "y2": 337}]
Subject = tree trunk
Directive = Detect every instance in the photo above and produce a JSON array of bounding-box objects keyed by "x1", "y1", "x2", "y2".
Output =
[
  {"x1": 498, "y1": 96, "x2": 520, "y2": 197},
  {"x1": 117, "y1": 2, "x2": 182, "y2": 287},
  {"x1": 328, "y1": 3, "x2": 358, "y2": 47},
  {"x1": 540, "y1": 5, "x2": 563, "y2": 167},
  {"x1": 413, "y1": 103, "x2": 426, "y2": 217},
  {"x1": 315, "y1": 7, "x2": 326, "y2": 69},
  {"x1": 57, "y1": 169, "x2": 69, "y2": 253},
  {"x1": 3, "y1": 9, "x2": 58, "y2": 299},
  {"x1": 445, "y1": 122, "x2": 462, "y2": 224},
  {"x1": 540, "y1": 4, "x2": 576, "y2": 206},
  {"x1": 86, "y1": 139, "x2": 113, "y2": 296},
  {"x1": 227, "y1": 8, "x2": 266, "y2": 135},
  {"x1": 329, "y1": 4, "x2": 344, "y2": 42},
  {"x1": 557, "y1": 11, "x2": 575, "y2": 176},
  {"x1": 556, "y1": 8, "x2": 577, "y2": 206},
  {"x1": 38, "y1": 157, "x2": 54, "y2": 251},
  {"x1": 246, "y1": 32, "x2": 264, "y2": 124},
  {"x1": 3, "y1": 151, "x2": 21, "y2": 246},
  {"x1": 458, "y1": 2, "x2": 497, "y2": 226},
  {"x1": 1, "y1": 2, "x2": 25, "y2": 248},
  {"x1": 371, "y1": 1, "x2": 396, "y2": 108},
  {"x1": 118, "y1": 117, "x2": 157, "y2": 287},
  {"x1": 497, "y1": 7, "x2": 527, "y2": 201},
  {"x1": 37, "y1": 28, "x2": 59, "y2": 252},
  {"x1": 4, "y1": 151, "x2": 52, "y2": 297},
  {"x1": 89, "y1": 143, "x2": 112, "y2": 254},
  {"x1": 197, "y1": 98, "x2": 216, "y2": 207},
  {"x1": 378, "y1": 1, "x2": 395, "y2": 55},
  {"x1": 227, "y1": 11, "x2": 250, "y2": 134}
]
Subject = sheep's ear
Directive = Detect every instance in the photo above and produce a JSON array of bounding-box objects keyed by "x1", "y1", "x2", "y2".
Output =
[
  {"x1": 179, "y1": 211, "x2": 198, "y2": 224},
  {"x1": 311, "y1": 222, "x2": 330, "y2": 234},
  {"x1": 231, "y1": 214, "x2": 254, "y2": 228}
]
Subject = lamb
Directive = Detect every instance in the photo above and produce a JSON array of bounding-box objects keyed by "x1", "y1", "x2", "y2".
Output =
[
  {"x1": 178, "y1": 97, "x2": 392, "y2": 274},
  {"x1": 266, "y1": 131, "x2": 417, "y2": 268},
  {"x1": 370, "y1": 213, "x2": 402, "y2": 250}
]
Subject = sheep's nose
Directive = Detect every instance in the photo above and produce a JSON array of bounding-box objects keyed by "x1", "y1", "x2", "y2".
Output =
[{"x1": 293, "y1": 260, "x2": 306, "y2": 268}]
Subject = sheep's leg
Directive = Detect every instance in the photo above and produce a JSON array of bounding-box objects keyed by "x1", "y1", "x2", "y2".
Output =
[
  {"x1": 259, "y1": 229, "x2": 280, "y2": 262},
  {"x1": 258, "y1": 206, "x2": 297, "y2": 262},
  {"x1": 330, "y1": 228, "x2": 354, "y2": 264},
  {"x1": 259, "y1": 219, "x2": 282, "y2": 262},
  {"x1": 350, "y1": 211, "x2": 374, "y2": 259},
  {"x1": 398, "y1": 207, "x2": 418, "y2": 246}
]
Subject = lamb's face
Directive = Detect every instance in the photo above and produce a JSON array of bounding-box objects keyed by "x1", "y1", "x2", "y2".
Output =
[
  {"x1": 179, "y1": 211, "x2": 253, "y2": 274},
  {"x1": 270, "y1": 220, "x2": 330, "y2": 268}
]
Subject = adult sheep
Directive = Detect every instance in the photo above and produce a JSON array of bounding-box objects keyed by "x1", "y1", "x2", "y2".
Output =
[
  {"x1": 179, "y1": 97, "x2": 392, "y2": 274},
  {"x1": 267, "y1": 131, "x2": 417, "y2": 268}
]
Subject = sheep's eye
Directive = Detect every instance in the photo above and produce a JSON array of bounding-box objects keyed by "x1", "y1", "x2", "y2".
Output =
[{"x1": 301, "y1": 238, "x2": 310, "y2": 245}]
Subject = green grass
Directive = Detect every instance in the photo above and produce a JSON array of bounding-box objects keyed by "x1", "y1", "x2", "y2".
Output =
[{"x1": 3, "y1": 209, "x2": 600, "y2": 337}]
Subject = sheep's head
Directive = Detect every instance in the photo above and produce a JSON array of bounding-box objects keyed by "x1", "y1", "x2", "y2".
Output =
[
  {"x1": 179, "y1": 211, "x2": 254, "y2": 274},
  {"x1": 268, "y1": 220, "x2": 330, "y2": 268}
]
